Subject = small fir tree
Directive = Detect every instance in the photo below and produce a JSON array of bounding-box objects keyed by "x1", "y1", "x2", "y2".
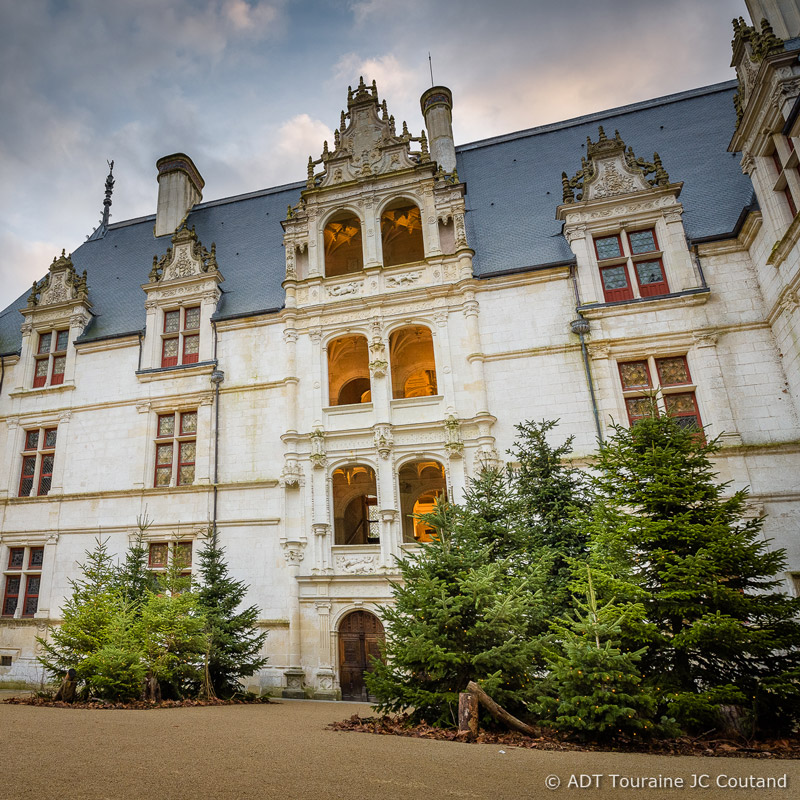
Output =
[
  {"x1": 582, "y1": 411, "x2": 800, "y2": 732},
  {"x1": 114, "y1": 514, "x2": 157, "y2": 607},
  {"x1": 532, "y1": 570, "x2": 659, "y2": 740},
  {"x1": 37, "y1": 537, "x2": 142, "y2": 696},
  {"x1": 195, "y1": 532, "x2": 268, "y2": 698}
]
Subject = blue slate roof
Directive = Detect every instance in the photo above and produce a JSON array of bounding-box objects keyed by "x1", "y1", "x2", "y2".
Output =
[{"x1": 0, "y1": 81, "x2": 752, "y2": 356}]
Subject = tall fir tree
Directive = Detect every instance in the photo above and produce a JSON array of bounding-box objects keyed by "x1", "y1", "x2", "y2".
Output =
[
  {"x1": 582, "y1": 411, "x2": 800, "y2": 732},
  {"x1": 114, "y1": 514, "x2": 156, "y2": 607},
  {"x1": 195, "y1": 532, "x2": 268, "y2": 698},
  {"x1": 366, "y1": 470, "x2": 549, "y2": 726}
]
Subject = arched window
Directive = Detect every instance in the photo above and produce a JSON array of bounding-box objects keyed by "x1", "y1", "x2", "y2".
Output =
[
  {"x1": 398, "y1": 460, "x2": 447, "y2": 543},
  {"x1": 333, "y1": 465, "x2": 379, "y2": 545},
  {"x1": 324, "y1": 213, "x2": 363, "y2": 277},
  {"x1": 381, "y1": 201, "x2": 424, "y2": 267},
  {"x1": 389, "y1": 326, "x2": 437, "y2": 399},
  {"x1": 327, "y1": 335, "x2": 371, "y2": 406}
]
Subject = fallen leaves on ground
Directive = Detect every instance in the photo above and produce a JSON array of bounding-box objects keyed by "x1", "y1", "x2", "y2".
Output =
[{"x1": 328, "y1": 714, "x2": 800, "y2": 759}]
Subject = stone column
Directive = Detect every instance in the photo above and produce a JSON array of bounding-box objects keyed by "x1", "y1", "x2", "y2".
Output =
[
  {"x1": 311, "y1": 522, "x2": 332, "y2": 574},
  {"x1": 198, "y1": 290, "x2": 219, "y2": 362},
  {"x1": 284, "y1": 328, "x2": 299, "y2": 434},
  {"x1": 463, "y1": 293, "x2": 490, "y2": 416},
  {"x1": 314, "y1": 601, "x2": 336, "y2": 699},
  {"x1": 16, "y1": 322, "x2": 34, "y2": 392},
  {"x1": 48, "y1": 411, "x2": 72, "y2": 495},
  {"x1": 280, "y1": 542, "x2": 306, "y2": 699},
  {"x1": 34, "y1": 533, "x2": 59, "y2": 620},
  {"x1": 368, "y1": 321, "x2": 391, "y2": 424},
  {"x1": 194, "y1": 394, "x2": 213, "y2": 484},
  {"x1": 0, "y1": 417, "x2": 21, "y2": 498}
]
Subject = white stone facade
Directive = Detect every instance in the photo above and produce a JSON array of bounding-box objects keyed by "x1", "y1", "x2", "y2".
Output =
[{"x1": 3, "y1": 15, "x2": 800, "y2": 696}]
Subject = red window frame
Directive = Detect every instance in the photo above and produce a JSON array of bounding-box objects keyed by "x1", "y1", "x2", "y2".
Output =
[
  {"x1": 154, "y1": 415, "x2": 175, "y2": 487},
  {"x1": 655, "y1": 355, "x2": 692, "y2": 387},
  {"x1": 154, "y1": 411, "x2": 196, "y2": 487},
  {"x1": 600, "y1": 264, "x2": 634, "y2": 302},
  {"x1": 148, "y1": 542, "x2": 169, "y2": 569},
  {"x1": 50, "y1": 331, "x2": 68, "y2": 386},
  {"x1": 626, "y1": 228, "x2": 659, "y2": 255},
  {"x1": 8, "y1": 548, "x2": 24, "y2": 570},
  {"x1": 28, "y1": 547, "x2": 44, "y2": 570},
  {"x1": 593, "y1": 234, "x2": 623, "y2": 260},
  {"x1": 33, "y1": 330, "x2": 68, "y2": 388},
  {"x1": 618, "y1": 360, "x2": 652, "y2": 391},
  {"x1": 37, "y1": 428, "x2": 57, "y2": 497},
  {"x1": 633, "y1": 257, "x2": 669, "y2": 298},
  {"x1": 664, "y1": 392, "x2": 703, "y2": 432},
  {"x1": 161, "y1": 307, "x2": 201, "y2": 367},
  {"x1": 22, "y1": 574, "x2": 40, "y2": 617},
  {"x1": 2, "y1": 575, "x2": 20, "y2": 617}
]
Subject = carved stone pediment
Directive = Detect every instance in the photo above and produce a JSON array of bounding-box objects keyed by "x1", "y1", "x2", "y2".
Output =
[
  {"x1": 302, "y1": 77, "x2": 431, "y2": 192},
  {"x1": 561, "y1": 127, "x2": 673, "y2": 205},
  {"x1": 148, "y1": 223, "x2": 219, "y2": 284},
  {"x1": 27, "y1": 250, "x2": 89, "y2": 309}
]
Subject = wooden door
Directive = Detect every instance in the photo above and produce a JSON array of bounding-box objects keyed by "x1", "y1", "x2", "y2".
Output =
[{"x1": 339, "y1": 611, "x2": 384, "y2": 701}]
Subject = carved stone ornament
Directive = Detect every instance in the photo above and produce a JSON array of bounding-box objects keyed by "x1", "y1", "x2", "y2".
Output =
[
  {"x1": 309, "y1": 428, "x2": 327, "y2": 469},
  {"x1": 444, "y1": 415, "x2": 464, "y2": 458},
  {"x1": 386, "y1": 271, "x2": 421, "y2": 288},
  {"x1": 373, "y1": 424, "x2": 394, "y2": 459},
  {"x1": 561, "y1": 127, "x2": 671, "y2": 204},
  {"x1": 475, "y1": 445, "x2": 501, "y2": 472},
  {"x1": 27, "y1": 250, "x2": 89, "y2": 309},
  {"x1": 301, "y1": 76, "x2": 435, "y2": 193},
  {"x1": 335, "y1": 554, "x2": 378, "y2": 574},
  {"x1": 149, "y1": 223, "x2": 218, "y2": 283},
  {"x1": 281, "y1": 541, "x2": 306, "y2": 567},
  {"x1": 280, "y1": 458, "x2": 303, "y2": 487},
  {"x1": 327, "y1": 281, "x2": 360, "y2": 298}
]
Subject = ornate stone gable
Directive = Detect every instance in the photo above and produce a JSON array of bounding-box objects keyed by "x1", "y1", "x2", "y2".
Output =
[
  {"x1": 302, "y1": 76, "x2": 432, "y2": 191},
  {"x1": 148, "y1": 223, "x2": 219, "y2": 284},
  {"x1": 731, "y1": 16, "x2": 785, "y2": 128},
  {"x1": 561, "y1": 127, "x2": 672, "y2": 204},
  {"x1": 26, "y1": 250, "x2": 89, "y2": 309}
]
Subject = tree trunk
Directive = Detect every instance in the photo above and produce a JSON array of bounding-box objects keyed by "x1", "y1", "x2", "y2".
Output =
[
  {"x1": 466, "y1": 681, "x2": 537, "y2": 737},
  {"x1": 54, "y1": 669, "x2": 77, "y2": 703},
  {"x1": 457, "y1": 691, "x2": 479, "y2": 739}
]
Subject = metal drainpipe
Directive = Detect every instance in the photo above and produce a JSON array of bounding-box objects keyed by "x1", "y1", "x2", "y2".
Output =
[
  {"x1": 0, "y1": 354, "x2": 4, "y2": 397},
  {"x1": 569, "y1": 264, "x2": 603, "y2": 442},
  {"x1": 690, "y1": 242, "x2": 708, "y2": 289},
  {"x1": 210, "y1": 320, "x2": 224, "y2": 544}
]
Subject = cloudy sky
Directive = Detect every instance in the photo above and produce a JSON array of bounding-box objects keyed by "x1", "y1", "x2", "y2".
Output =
[{"x1": 0, "y1": 0, "x2": 748, "y2": 310}]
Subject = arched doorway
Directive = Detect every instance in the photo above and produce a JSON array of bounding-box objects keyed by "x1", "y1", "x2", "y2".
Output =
[{"x1": 338, "y1": 610, "x2": 385, "y2": 701}]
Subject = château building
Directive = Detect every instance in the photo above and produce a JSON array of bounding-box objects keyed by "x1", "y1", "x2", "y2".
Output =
[{"x1": 1, "y1": 0, "x2": 800, "y2": 699}]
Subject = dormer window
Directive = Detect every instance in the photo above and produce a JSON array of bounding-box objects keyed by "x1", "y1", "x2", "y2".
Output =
[
  {"x1": 33, "y1": 330, "x2": 68, "y2": 388},
  {"x1": 769, "y1": 135, "x2": 799, "y2": 220},
  {"x1": 161, "y1": 307, "x2": 200, "y2": 368},
  {"x1": 594, "y1": 227, "x2": 668, "y2": 303}
]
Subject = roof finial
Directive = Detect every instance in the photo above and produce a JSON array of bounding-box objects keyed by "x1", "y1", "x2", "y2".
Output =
[{"x1": 100, "y1": 159, "x2": 114, "y2": 230}]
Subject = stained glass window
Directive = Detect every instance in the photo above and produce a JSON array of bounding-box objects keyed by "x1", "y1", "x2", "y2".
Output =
[
  {"x1": 625, "y1": 397, "x2": 654, "y2": 422},
  {"x1": 55, "y1": 330, "x2": 69, "y2": 351},
  {"x1": 44, "y1": 429, "x2": 57, "y2": 448},
  {"x1": 656, "y1": 356, "x2": 690, "y2": 386},
  {"x1": 595, "y1": 235, "x2": 622, "y2": 259},
  {"x1": 25, "y1": 431, "x2": 39, "y2": 451},
  {"x1": 29, "y1": 548, "x2": 44, "y2": 569},
  {"x1": 2, "y1": 576, "x2": 20, "y2": 616},
  {"x1": 35, "y1": 360, "x2": 48, "y2": 381},
  {"x1": 175, "y1": 542, "x2": 192, "y2": 568},
  {"x1": 180, "y1": 411, "x2": 197, "y2": 435},
  {"x1": 164, "y1": 310, "x2": 180, "y2": 334},
  {"x1": 149, "y1": 543, "x2": 169, "y2": 568},
  {"x1": 619, "y1": 361, "x2": 650, "y2": 390},
  {"x1": 158, "y1": 414, "x2": 175, "y2": 438},
  {"x1": 628, "y1": 229, "x2": 657, "y2": 254},
  {"x1": 162, "y1": 338, "x2": 178, "y2": 358},
  {"x1": 23, "y1": 575, "x2": 40, "y2": 616},
  {"x1": 38, "y1": 455, "x2": 54, "y2": 496},
  {"x1": 635, "y1": 260, "x2": 664, "y2": 285},
  {"x1": 19, "y1": 456, "x2": 36, "y2": 497},
  {"x1": 38, "y1": 333, "x2": 52, "y2": 354}
]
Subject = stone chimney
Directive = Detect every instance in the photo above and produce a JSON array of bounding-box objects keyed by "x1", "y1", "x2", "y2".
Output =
[
  {"x1": 746, "y1": 0, "x2": 800, "y2": 39},
  {"x1": 154, "y1": 153, "x2": 204, "y2": 237},
  {"x1": 420, "y1": 86, "x2": 456, "y2": 173}
]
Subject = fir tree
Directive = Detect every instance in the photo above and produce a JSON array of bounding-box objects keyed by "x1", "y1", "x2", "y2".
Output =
[
  {"x1": 195, "y1": 533, "x2": 268, "y2": 698},
  {"x1": 532, "y1": 570, "x2": 660, "y2": 741},
  {"x1": 583, "y1": 412, "x2": 800, "y2": 732},
  {"x1": 508, "y1": 420, "x2": 592, "y2": 609},
  {"x1": 366, "y1": 472, "x2": 549, "y2": 726},
  {"x1": 37, "y1": 537, "x2": 135, "y2": 694},
  {"x1": 114, "y1": 514, "x2": 157, "y2": 607}
]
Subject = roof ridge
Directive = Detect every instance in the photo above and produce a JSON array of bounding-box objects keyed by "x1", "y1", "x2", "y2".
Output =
[{"x1": 455, "y1": 80, "x2": 738, "y2": 153}]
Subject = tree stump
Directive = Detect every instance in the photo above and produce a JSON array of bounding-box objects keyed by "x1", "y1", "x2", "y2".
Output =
[
  {"x1": 457, "y1": 691, "x2": 479, "y2": 740},
  {"x1": 54, "y1": 668, "x2": 77, "y2": 703},
  {"x1": 142, "y1": 673, "x2": 161, "y2": 703}
]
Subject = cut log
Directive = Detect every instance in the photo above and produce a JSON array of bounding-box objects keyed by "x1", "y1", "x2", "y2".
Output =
[
  {"x1": 466, "y1": 681, "x2": 537, "y2": 737},
  {"x1": 457, "y1": 691, "x2": 479, "y2": 739}
]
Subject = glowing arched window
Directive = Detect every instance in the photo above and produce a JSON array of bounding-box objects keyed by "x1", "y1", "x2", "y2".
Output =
[
  {"x1": 398, "y1": 460, "x2": 447, "y2": 543},
  {"x1": 333, "y1": 465, "x2": 379, "y2": 545},
  {"x1": 327, "y1": 335, "x2": 371, "y2": 406},
  {"x1": 324, "y1": 213, "x2": 363, "y2": 277},
  {"x1": 389, "y1": 326, "x2": 437, "y2": 399},
  {"x1": 381, "y1": 202, "x2": 424, "y2": 267}
]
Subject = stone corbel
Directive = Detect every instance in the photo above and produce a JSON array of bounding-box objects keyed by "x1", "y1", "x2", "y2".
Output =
[
  {"x1": 692, "y1": 330, "x2": 719, "y2": 348},
  {"x1": 280, "y1": 540, "x2": 306, "y2": 567},
  {"x1": 373, "y1": 424, "x2": 394, "y2": 459},
  {"x1": 309, "y1": 428, "x2": 327, "y2": 469},
  {"x1": 280, "y1": 458, "x2": 303, "y2": 488},
  {"x1": 444, "y1": 415, "x2": 464, "y2": 459},
  {"x1": 564, "y1": 224, "x2": 587, "y2": 244}
]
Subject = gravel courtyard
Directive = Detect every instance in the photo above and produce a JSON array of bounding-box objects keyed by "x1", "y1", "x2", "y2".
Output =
[{"x1": 0, "y1": 695, "x2": 797, "y2": 800}]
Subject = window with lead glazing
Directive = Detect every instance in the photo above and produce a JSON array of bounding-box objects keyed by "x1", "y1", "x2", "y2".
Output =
[
  {"x1": 154, "y1": 411, "x2": 197, "y2": 487},
  {"x1": 33, "y1": 329, "x2": 68, "y2": 388},
  {"x1": 18, "y1": 428, "x2": 57, "y2": 497},
  {"x1": 594, "y1": 228, "x2": 669, "y2": 303},
  {"x1": 618, "y1": 355, "x2": 702, "y2": 433},
  {"x1": 161, "y1": 307, "x2": 200, "y2": 368},
  {"x1": 2, "y1": 546, "x2": 44, "y2": 617},
  {"x1": 148, "y1": 541, "x2": 193, "y2": 591}
]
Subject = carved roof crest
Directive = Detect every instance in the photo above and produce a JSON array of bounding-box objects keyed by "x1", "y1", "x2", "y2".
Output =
[
  {"x1": 148, "y1": 223, "x2": 218, "y2": 283},
  {"x1": 27, "y1": 250, "x2": 89, "y2": 308},
  {"x1": 561, "y1": 126, "x2": 671, "y2": 204},
  {"x1": 304, "y1": 76, "x2": 431, "y2": 191}
]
